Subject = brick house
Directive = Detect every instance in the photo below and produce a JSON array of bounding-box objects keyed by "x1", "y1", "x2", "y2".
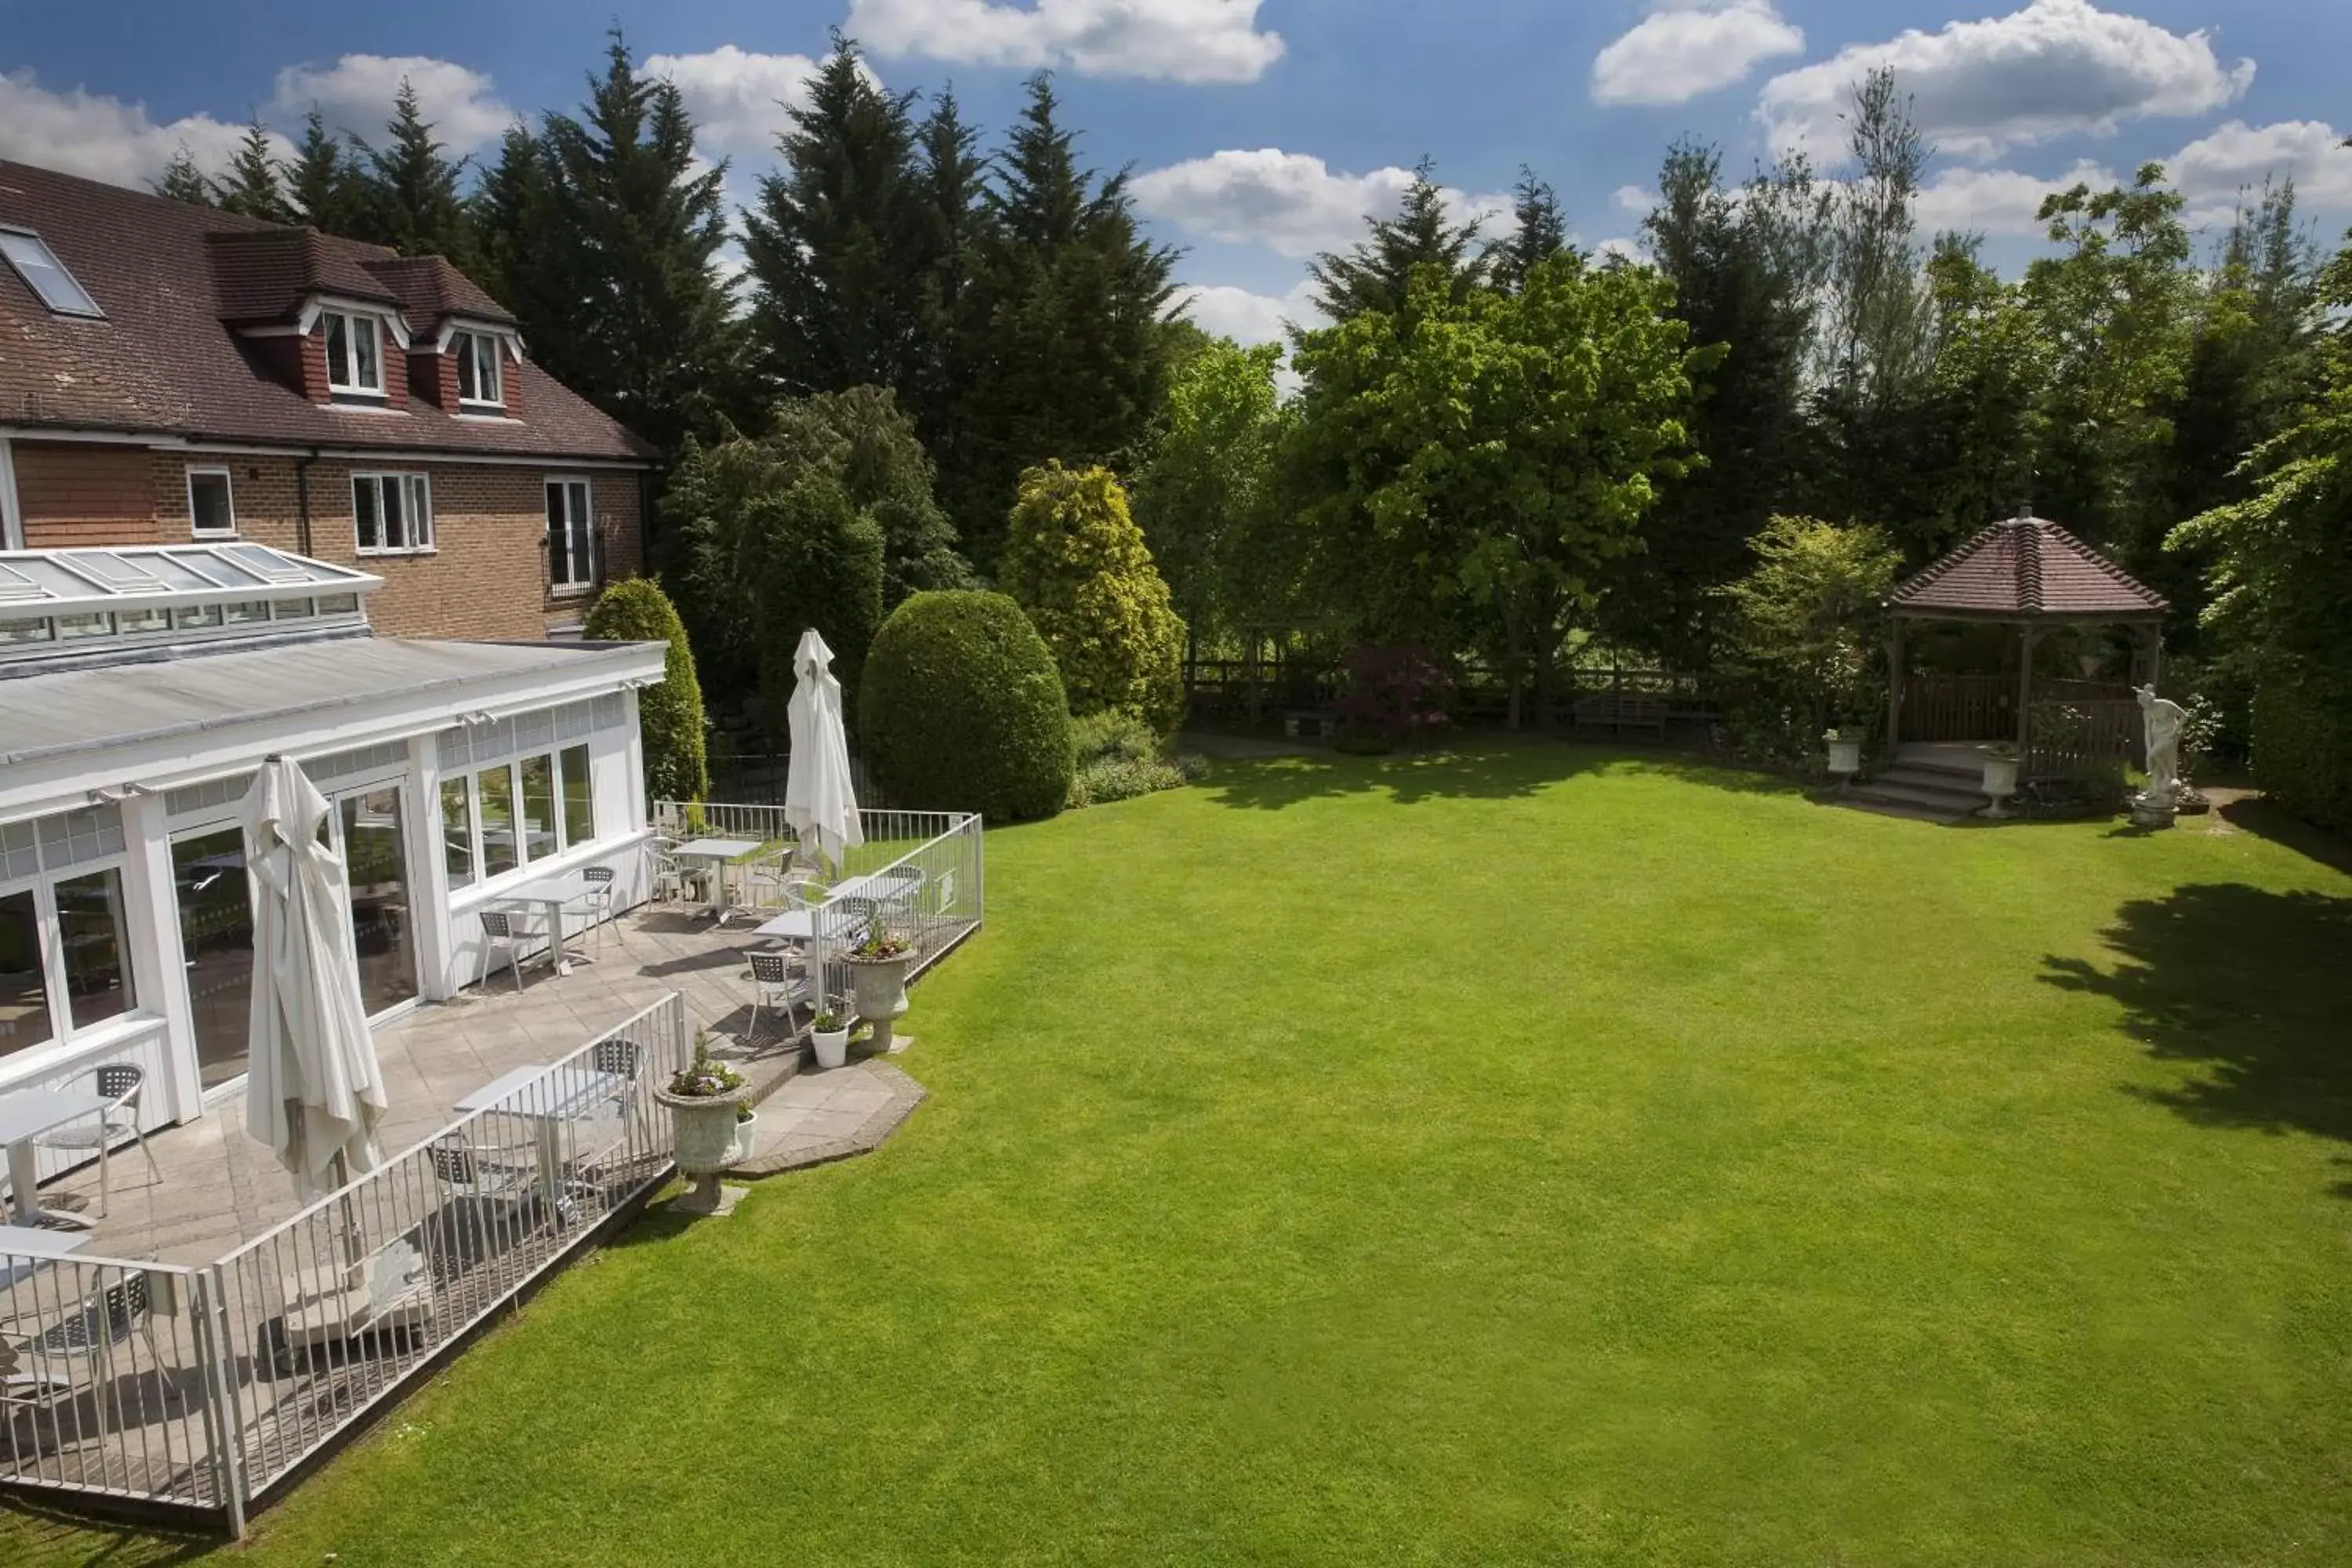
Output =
[{"x1": 0, "y1": 159, "x2": 655, "y2": 639}]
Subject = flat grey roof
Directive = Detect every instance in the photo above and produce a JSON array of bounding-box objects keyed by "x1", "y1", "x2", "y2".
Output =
[{"x1": 0, "y1": 633, "x2": 659, "y2": 768}]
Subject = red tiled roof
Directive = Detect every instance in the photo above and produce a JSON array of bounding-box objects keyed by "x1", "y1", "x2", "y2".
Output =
[
  {"x1": 0, "y1": 159, "x2": 650, "y2": 463},
  {"x1": 1891, "y1": 515, "x2": 2168, "y2": 619}
]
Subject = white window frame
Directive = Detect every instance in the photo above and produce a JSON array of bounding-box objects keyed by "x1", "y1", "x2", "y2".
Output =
[
  {"x1": 352, "y1": 472, "x2": 434, "y2": 556},
  {"x1": 0, "y1": 227, "x2": 103, "y2": 318},
  {"x1": 0, "y1": 437, "x2": 19, "y2": 551},
  {"x1": 454, "y1": 330, "x2": 505, "y2": 409},
  {"x1": 0, "y1": 851, "x2": 140, "y2": 1066},
  {"x1": 322, "y1": 309, "x2": 387, "y2": 397},
  {"x1": 546, "y1": 477, "x2": 596, "y2": 595},
  {"x1": 186, "y1": 465, "x2": 237, "y2": 539},
  {"x1": 447, "y1": 744, "x2": 598, "y2": 888}
]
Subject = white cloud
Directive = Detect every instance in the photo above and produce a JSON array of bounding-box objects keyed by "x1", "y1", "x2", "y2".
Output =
[
  {"x1": 846, "y1": 0, "x2": 1283, "y2": 83},
  {"x1": 268, "y1": 55, "x2": 514, "y2": 154},
  {"x1": 1134, "y1": 150, "x2": 1510, "y2": 259},
  {"x1": 1613, "y1": 183, "x2": 1657, "y2": 219},
  {"x1": 1593, "y1": 236, "x2": 1645, "y2": 263},
  {"x1": 2164, "y1": 119, "x2": 2352, "y2": 220},
  {"x1": 0, "y1": 69, "x2": 265, "y2": 189},
  {"x1": 1592, "y1": 1, "x2": 1805, "y2": 107},
  {"x1": 1759, "y1": 0, "x2": 2254, "y2": 162},
  {"x1": 1913, "y1": 159, "x2": 2115, "y2": 236},
  {"x1": 1176, "y1": 278, "x2": 1320, "y2": 345},
  {"x1": 641, "y1": 46, "x2": 829, "y2": 162}
]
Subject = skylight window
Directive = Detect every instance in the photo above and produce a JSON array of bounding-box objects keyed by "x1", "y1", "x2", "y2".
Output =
[{"x1": 0, "y1": 228, "x2": 103, "y2": 318}]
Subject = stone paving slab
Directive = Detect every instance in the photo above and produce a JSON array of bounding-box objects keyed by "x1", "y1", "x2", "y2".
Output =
[{"x1": 731, "y1": 1058, "x2": 927, "y2": 1177}]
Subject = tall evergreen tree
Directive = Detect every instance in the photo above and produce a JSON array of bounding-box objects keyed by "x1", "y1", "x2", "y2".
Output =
[
  {"x1": 286, "y1": 110, "x2": 368, "y2": 235},
  {"x1": 535, "y1": 31, "x2": 745, "y2": 458},
  {"x1": 1485, "y1": 167, "x2": 1570, "y2": 293},
  {"x1": 743, "y1": 35, "x2": 926, "y2": 397},
  {"x1": 212, "y1": 118, "x2": 295, "y2": 224},
  {"x1": 948, "y1": 74, "x2": 1179, "y2": 572},
  {"x1": 352, "y1": 80, "x2": 476, "y2": 264},
  {"x1": 154, "y1": 145, "x2": 214, "y2": 206},
  {"x1": 902, "y1": 89, "x2": 993, "y2": 500},
  {"x1": 1307, "y1": 158, "x2": 1488, "y2": 321},
  {"x1": 472, "y1": 122, "x2": 557, "y2": 319}
]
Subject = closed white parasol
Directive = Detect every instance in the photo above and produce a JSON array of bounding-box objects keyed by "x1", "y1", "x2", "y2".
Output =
[
  {"x1": 783, "y1": 628, "x2": 864, "y2": 873},
  {"x1": 241, "y1": 757, "x2": 390, "y2": 1202}
]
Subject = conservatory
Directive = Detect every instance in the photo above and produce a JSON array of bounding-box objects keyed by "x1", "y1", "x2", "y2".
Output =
[{"x1": 0, "y1": 542, "x2": 666, "y2": 1151}]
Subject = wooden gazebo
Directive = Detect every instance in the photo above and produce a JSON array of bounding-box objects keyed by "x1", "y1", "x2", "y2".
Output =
[{"x1": 1885, "y1": 510, "x2": 2169, "y2": 782}]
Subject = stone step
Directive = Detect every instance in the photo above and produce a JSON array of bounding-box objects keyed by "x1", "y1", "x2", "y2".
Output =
[
  {"x1": 1846, "y1": 778, "x2": 1982, "y2": 817},
  {"x1": 1875, "y1": 767, "x2": 1990, "y2": 802},
  {"x1": 1888, "y1": 758, "x2": 1983, "y2": 785},
  {"x1": 1837, "y1": 795, "x2": 1965, "y2": 824}
]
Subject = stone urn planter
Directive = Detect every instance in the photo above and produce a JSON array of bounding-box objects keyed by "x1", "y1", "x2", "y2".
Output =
[
  {"x1": 844, "y1": 943, "x2": 916, "y2": 1056},
  {"x1": 1824, "y1": 728, "x2": 1865, "y2": 788},
  {"x1": 655, "y1": 1035, "x2": 747, "y2": 1214},
  {"x1": 1979, "y1": 746, "x2": 2021, "y2": 818}
]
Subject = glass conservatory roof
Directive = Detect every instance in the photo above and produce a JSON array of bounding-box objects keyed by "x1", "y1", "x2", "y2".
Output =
[{"x1": 0, "y1": 545, "x2": 379, "y2": 670}]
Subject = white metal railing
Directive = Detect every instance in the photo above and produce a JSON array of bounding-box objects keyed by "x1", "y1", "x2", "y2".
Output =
[
  {"x1": 649, "y1": 802, "x2": 969, "y2": 858},
  {"x1": 0, "y1": 993, "x2": 692, "y2": 1534}
]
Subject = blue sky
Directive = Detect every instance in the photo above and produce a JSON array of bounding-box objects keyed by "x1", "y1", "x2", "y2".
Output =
[{"x1": 4, "y1": 1, "x2": 2348, "y2": 344}]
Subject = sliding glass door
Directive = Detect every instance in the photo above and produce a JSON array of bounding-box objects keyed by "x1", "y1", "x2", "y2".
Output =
[
  {"x1": 337, "y1": 786, "x2": 418, "y2": 1018},
  {"x1": 171, "y1": 827, "x2": 256, "y2": 1091}
]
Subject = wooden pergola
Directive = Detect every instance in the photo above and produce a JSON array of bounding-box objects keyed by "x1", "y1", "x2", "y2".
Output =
[{"x1": 1885, "y1": 511, "x2": 2169, "y2": 780}]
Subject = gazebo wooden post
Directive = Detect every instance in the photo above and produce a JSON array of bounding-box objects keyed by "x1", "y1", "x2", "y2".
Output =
[
  {"x1": 2016, "y1": 622, "x2": 2038, "y2": 760},
  {"x1": 1885, "y1": 617, "x2": 1906, "y2": 755}
]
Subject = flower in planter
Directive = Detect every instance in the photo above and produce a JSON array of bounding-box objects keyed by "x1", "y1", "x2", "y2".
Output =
[
  {"x1": 813, "y1": 1010, "x2": 848, "y2": 1033},
  {"x1": 849, "y1": 911, "x2": 913, "y2": 961},
  {"x1": 666, "y1": 1033, "x2": 746, "y2": 1098}
]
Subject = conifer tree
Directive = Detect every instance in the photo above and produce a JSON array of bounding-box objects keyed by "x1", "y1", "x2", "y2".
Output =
[
  {"x1": 535, "y1": 31, "x2": 745, "y2": 456},
  {"x1": 154, "y1": 145, "x2": 214, "y2": 206},
  {"x1": 1486, "y1": 168, "x2": 1570, "y2": 293},
  {"x1": 286, "y1": 110, "x2": 367, "y2": 234},
  {"x1": 902, "y1": 89, "x2": 992, "y2": 491},
  {"x1": 744, "y1": 35, "x2": 925, "y2": 397},
  {"x1": 1307, "y1": 158, "x2": 1488, "y2": 321},
  {"x1": 472, "y1": 123, "x2": 555, "y2": 320},
  {"x1": 352, "y1": 80, "x2": 476, "y2": 264},
  {"x1": 212, "y1": 118, "x2": 295, "y2": 224}
]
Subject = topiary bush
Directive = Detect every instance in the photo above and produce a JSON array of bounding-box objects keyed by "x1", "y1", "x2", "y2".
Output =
[
  {"x1": 861, "y1": 592, "x2": 1073, "y2": 821},
  {"x1": 583, "y1": 577, "x2": 710, "y2": 803},
  {"x1": 999, "y1": 462, "x2": 1188, "y2": 734}
]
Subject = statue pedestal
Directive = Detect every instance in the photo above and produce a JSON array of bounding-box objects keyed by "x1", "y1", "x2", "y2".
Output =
[{"x1": 2130, "y1": 791, "x2": 2179, "y2": 830}]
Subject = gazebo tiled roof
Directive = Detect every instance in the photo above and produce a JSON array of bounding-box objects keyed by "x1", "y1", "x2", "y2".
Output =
[{"x1": 1890, "y1": 514, "x2": 2169, "y2": 621}]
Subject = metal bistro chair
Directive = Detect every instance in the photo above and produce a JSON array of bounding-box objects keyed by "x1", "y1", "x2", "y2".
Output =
[
  {"x1": 34, "y1": 1065, "x2": 160, "y2": 1220},
  {"x1": 4, "y1": 1270, "x2": 176, "y2": 1441},
  {"x1": 588, "y1": 1038, "x2": 651, "y2": 1152},
  {"x1": 580, "y1": 864, "x2": 618, "y2": 949},
  {"x1": 428, "y1": 1138, "x2": 542, "y2": 1251},
  {"x1": 477, "y1": 909, "x2": 530, "y2": 993},
  {"x1": 746, "y1": 949, "x2": 808, "y2": 1043}
]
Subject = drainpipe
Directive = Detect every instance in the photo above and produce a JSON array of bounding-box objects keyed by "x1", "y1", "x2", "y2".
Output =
[{"x1": 295, "y1": 448, "x2": 319, "y2": 558}]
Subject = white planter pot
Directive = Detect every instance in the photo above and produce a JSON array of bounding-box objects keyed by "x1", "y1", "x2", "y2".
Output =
[
  {"x1": 1826, "y1": 738, "x2": 1864, "y2": 776},
  {"x1": 812, "y1": 1028, "x2": 851, "y2": 1070},
  {"x1": 732, "y1": 1111, "x2": 759, "y2": 1164},
  {"x1": 655, "y1": 1090, "x2": 743, "y2": 1180}
]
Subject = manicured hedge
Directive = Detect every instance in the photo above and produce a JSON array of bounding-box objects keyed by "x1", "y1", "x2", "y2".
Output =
[
  {"x1": 583, "y1": 577, "x2": 709, "y2": 802},
  {"x1": 2253, "y1": 676, "x2": 2352, "y2": 831},
  {"x1": 860, "y1": 592, "x2": 1073, "y2": 822}
]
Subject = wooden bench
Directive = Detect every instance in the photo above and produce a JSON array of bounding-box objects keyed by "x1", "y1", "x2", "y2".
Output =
[{"x1": 1566, "y1": 692, "x2": 1669, "y2": 738}]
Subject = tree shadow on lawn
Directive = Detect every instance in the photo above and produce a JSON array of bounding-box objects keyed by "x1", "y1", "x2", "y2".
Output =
[
  {"x1": 2041, "y1": 882, "x2": 2352, "y2": 1193},
  {"x1": 2216, "y1": 795, "x2": 2352, "y2": 879},
  {"x1": 1198, "y1": 737, "x2": 1805, "y2": 812}
]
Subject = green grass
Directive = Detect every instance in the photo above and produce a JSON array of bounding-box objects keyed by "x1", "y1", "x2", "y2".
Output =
[{"x1": 13, "y1": 743, "x2": 2352, "y2": 1566}]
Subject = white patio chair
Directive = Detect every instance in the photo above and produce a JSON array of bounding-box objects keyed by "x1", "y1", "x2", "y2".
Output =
[
  {"x1": 33, "y1": 1065, "x2": 160, "y2": 1219},
  {"x1": 579, "y1": 864, "x2": 618, "y2": 947},
  {"x1": 477, "y1": 909, "x2": 529, "y2": 993},
  {"x1": 739, "y1": 851, "x2": 793, "y2": 915},
  {"x1": 746, "y1": 949, "x2": 808, "y2": 1042}
]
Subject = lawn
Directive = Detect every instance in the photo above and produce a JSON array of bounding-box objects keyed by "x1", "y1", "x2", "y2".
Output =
[{"x1": 13, "y1": 743, "x2": 2352, "y2": 1566}]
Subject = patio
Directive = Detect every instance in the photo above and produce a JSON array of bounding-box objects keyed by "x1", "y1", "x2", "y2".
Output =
[{"x1": 36, "y1": 906, "x2": 798, "y2": 1268}]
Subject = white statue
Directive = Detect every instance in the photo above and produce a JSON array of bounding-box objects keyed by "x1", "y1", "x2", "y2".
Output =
[{"x1": 2136, "y1": 684, "x2": 2187, "y2": 804}]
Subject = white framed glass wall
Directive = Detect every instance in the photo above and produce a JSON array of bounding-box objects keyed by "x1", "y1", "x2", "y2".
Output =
[{"x1": 0, "y1": 805, "x2": 142, "y2": 1072}]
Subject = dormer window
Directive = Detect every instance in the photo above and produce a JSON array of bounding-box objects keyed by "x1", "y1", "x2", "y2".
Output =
[
  {"x1": 0, "y1": 228, "x2": 103, "y2": 318},
  {"x1": 322, "y1": 309, "x2": 384, "y2": 396},
  {"x1": 454, "y1": 329, "x2": 505, "y2": 408}
]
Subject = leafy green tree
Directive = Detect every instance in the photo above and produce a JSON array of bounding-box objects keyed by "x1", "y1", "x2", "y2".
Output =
[
  {"x1": 949, "y1": 75, "x2": 1180, "y2": 572},
  {"x1": 771, "y1": 385, "x2": 972, "y2": 602},
  {"x1": 1292, "y1": 256, "x2": 1709, "y2": 724},
  {"x1": 532, "y1": 31, "x2": 746, "y2": 456},
  {"x1": 1485, "y1": 167, "x2": 1570, "y2": 294},
  {"x1": 352, "y1": 80, "x2": 477, "y2": 266},
  {"x1": 154, "y1": 145, "x2": 214, "y2": 206},
  {"x1": 1816, "y1": 69, "x2": 1933, "y2": 418},
  {"x1": 1308, "y1": 158, "x2": 1488, "y2": 321},
  {"x1": 1908, "y1": 236, "x2": 2050, "y2": 554},
  {"x1": 1131, "y1": 337, "x2": 1293, "y2": 650},
  {"x1": 999, "y1": 461, "x2": 1187, "y2": 731},
  {"x1": 212, "y1": 118, "x2": 295, "y2": 224},
  {"x1": 745, "y1": 36, "x2": 926, "y2": 397},
  {"x1": 1605, "y1": 140, "x2": 1828, "y2": 666},
  {"x1": 1719, "y1": 514, "x2": 1903, "y2": 746},
  {"x1": 286, "y1": 110, "x2": 368, "y2": 234},
  {"x1": 742, "y1": 477, "x2": 887, "y2": 737},
  {"x1": 583, "y1": 577, "x2": 710, "y2": 801}
]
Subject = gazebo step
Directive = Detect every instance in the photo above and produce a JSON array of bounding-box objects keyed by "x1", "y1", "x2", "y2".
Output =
[
  {"x1": 1837, "y1": 795, "x2": 1965, "y2": 825},
  {"x1": 1848, "y1": 776, "x2": 1984, "y2": 816}
]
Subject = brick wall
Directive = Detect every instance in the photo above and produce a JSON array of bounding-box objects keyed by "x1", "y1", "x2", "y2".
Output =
[
  {"x1": 16, "y1": 442, "x2": 168, "y2": 547},
  {"x1": 147, "y1": 452, "x2": 645, "y2": 641}
]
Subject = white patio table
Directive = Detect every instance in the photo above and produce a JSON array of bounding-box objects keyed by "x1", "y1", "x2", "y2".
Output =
[
  {"x1": 0, "y1": 1089, "x2": 111, "y2": 1231},
  {"x1": 0, "y1": 1221, "x2": 89, "y2": 1290},
  {"x1": 455, "y1": 1064, "x2": 630, "y2": 1218},
  {"x1": 670, "y1": 837, "x2": 764, "y2": 926},
  {"x1": 495, "y1": 873, "x2": 597, "y2": 977}
]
